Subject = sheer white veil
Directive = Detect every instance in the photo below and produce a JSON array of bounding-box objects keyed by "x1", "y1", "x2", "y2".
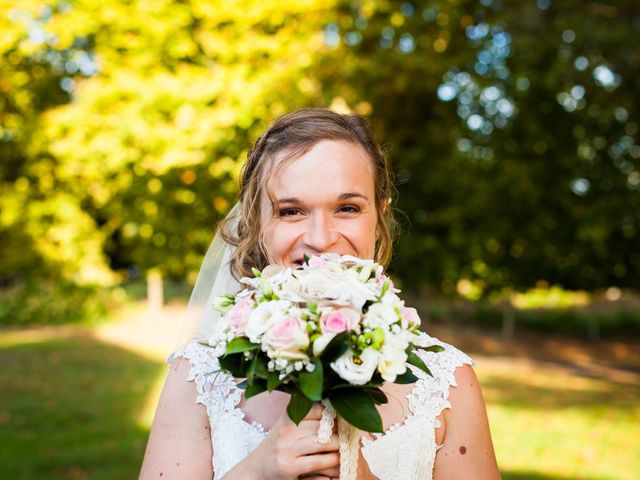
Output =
[{"x1": 171, "y1": 202, "x2": 242, "y2": 359}]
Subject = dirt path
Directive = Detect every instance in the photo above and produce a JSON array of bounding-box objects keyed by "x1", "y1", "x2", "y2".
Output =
[{"x1": 2, "y1": 301, "x2": 639, "y2": 386}]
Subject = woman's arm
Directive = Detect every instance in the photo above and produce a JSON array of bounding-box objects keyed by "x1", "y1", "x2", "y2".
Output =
[
  {"x1": 139, "y1": 357, "x2": 214, "y2": 479},
  {"x1": 433, "y1": 364, "x2": 501, "y2": 480},
  {"x1": 139, "y1": 358, "x2": 340, "y2": 480}
]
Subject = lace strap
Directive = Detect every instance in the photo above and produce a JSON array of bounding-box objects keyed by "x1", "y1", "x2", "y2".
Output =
[
  {"x1": 168, "y1": 341, "x2": 244, "y2": 423},
  {"x1": 409, "y1": 333, "x2": 474, "y2": 429}
]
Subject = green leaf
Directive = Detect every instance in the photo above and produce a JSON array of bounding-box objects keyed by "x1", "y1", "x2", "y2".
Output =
[
  {"x1": 218, "y1": 353, "x2": 247, "y2": 377},
  {"x1": 267, "y1": 370, "x2": 282, "y2": 391},
  {"x1": 245, "y1": 380, "x2": 267, "y2": 399},
  {"x1": 407, "y1": 350, "x2": 432, "y2": 376},
  {"x1": 225, "y1": 337, "x2": 259, "y2": 355},
  {"x1": 246, "y1": 354, "x2": 258, "y2": 383},
  {"x1": 393, "y1": 370, "x2": 419, "y2": 384},
  {"x1": 320, "y1": 331, "x2": 349, "y2": 362},
  {"x1": 299, "y1": 359, "x2": 323, "y2": 401},
  {"x1": 254, "y1": 357, "x2": 269, "y2": 380},
  {"x1": 303, "y1": 253, "x2": 310, "y2": 265},
  {"x1": 287, "y1": 388, "x2": 313, "y2": 425},
  {"x1": 329, "y1": 389, "x2": 383, "y2": 433},
  {"x1": 418, "y1": 344, "x2": 445, "y2": 353},
  {"x1": 363, "y1": 387, "x2": 388, "y2": 405}
]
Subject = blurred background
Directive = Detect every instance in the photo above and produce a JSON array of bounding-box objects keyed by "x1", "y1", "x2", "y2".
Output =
[{"x1": 1, "y1": 0, "x2": 638, "y2": 478}]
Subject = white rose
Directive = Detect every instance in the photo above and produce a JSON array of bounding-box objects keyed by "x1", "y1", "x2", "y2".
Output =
[
  {"x1": 330, "y1": 347, "x2": 380, "y2": 385},
  {"x1": 274, "y1": 276, "x2": 305, "y2": 302},
  {"x1": 326, "y1": 277, "x2": 377, "y2": 309},
  {"x1": 245, "y1": 300, "x2": 288, "y2": 343},
  {"x1": 297, "y1": 270, "x2": 339, "y2": 301},
  {"x1": 364, "y1": 302, "x2": 399, "y2": 329},
  {"x1": 377, "y1": 334, "x2": 408, "y2": 382}
]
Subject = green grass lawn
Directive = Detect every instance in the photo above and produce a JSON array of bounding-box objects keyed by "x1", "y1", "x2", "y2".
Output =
[
  {"x1": 477, "y1": 359, "x2": 640, "y2": 480},
  {"x1": 0, "y1": 333, "x2": 165, "y2": 480},
  {"x1": 0, "y1": 325, "x2": 638, "y2": 479}
]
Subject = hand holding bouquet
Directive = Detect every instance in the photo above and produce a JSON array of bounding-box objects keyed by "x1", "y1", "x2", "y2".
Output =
[{"x1": 209, "y1": 253, "x2": 442, "y2": 433}]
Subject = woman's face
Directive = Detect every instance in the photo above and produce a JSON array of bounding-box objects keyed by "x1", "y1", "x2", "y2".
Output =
[{"x1": 262, "y1": 139, "x2": 378, "y2": 267}]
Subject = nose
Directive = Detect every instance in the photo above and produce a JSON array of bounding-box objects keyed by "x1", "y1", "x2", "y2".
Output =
[{"x1": 302, "y1": 212, "x2": 339, "y2": 253}]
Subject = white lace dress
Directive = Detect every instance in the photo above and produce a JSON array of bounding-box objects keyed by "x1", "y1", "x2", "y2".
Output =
[{"x1": 171, "y1": 332, "x2": 473, "y2": 480}]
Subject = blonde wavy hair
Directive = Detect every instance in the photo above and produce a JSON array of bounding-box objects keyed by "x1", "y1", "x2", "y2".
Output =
[{"x1": 220, "y1": 108, "x2": 397, "y2": 280}]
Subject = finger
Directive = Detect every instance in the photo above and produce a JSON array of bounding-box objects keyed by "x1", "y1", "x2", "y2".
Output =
[
  {"x1": 293, "y1": 432, "x2": 340, "y2": 456},
  {"x1": 306, "y1": 465, "x2": 340, "y2": 477},
  {"x1": 302, "y1": 402, "x2": 325, "y2": 421},
  {"x1": 295, "y1": 451, "x2": 340, "y2": 475}
]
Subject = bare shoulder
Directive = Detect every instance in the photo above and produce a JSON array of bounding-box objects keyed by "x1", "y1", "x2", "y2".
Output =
[
  {"x1": 139, "y1": 357, "x2": 213, "y2": 479},
  {"x1": 433, "y1": 364, "x2": 501, "y2": 480}
]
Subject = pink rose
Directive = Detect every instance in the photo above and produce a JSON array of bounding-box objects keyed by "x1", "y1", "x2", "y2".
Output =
[
  {"x1": 400, "y1": 306, "x2": 421, "y2": 328},
  {"x1": 320, "y1": 307, "x2": 361, "y2": 334},
  {"x1": 263, "y1": 316, "x2": 310, "y2": 360},
  {"x1": 228, "y1": 298, "x2": 253, "y2": 335}
]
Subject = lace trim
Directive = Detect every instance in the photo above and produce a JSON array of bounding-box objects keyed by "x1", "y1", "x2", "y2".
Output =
[
  {"x1": 169, "y1": 341, "x2": 269, "y2": 475},
  {"x1": 360, "y1": 332, "x2": 473, "y2": 447}
]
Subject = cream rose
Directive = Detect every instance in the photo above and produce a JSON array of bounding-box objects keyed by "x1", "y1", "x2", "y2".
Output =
[
  {"x1": 274, "y1": 276, "x2": 305, "y2": 302},
  {"x1": 330, "y1": 347, "x2": 380, "y2": 385},
  {"x1": 297, "y1": 269, "x2": 339, "y2": 302},
  {"x1": 263, "y1": 315, "x2": 310, "y2": 360}
]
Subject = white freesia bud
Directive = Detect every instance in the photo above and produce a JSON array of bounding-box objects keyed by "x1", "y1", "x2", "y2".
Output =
[
  {"x1": 260, "y1": 275, "x2": 274, "y2": 296},
  {"x1": 357, "y1": 264, "x2": 373, "y2": 282},
  {"x1": 211, "y1": 294, "x2": 235, "y2": 313},
  {"x1": 312, "y1": 332, "x2": 336, "y2": 356},
  {"x1": 378, "y1": 334, "x2": 408, "y2": 382},
  {"x1": 331, "y1": 348, "x2": 380, "y2": 385}
]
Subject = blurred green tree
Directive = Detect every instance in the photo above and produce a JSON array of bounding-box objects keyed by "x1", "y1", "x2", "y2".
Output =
[
  {"x1": 1, "y1": 0, "x2": 638, "y2": 325},
  {"x1": 313, "y1": 0, "x2": 639, "y2": 295}
]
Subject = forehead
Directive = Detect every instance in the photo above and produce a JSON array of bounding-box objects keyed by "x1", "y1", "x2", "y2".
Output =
[{"x1": 267, "y1": 139, "x2": 375, "y2": 197}]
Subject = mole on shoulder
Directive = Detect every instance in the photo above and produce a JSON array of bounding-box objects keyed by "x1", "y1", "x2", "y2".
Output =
[
  {"x1": 159, "y1": 473, "x2": 163, "y2": 477},
  {"x1": 459, "y1": 446, "x2": 467, "y2": 455}
]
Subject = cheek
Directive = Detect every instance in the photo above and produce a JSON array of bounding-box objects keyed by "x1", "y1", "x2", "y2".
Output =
[
  {"x1": 263, "y1": 222, "x2": 300, "y2": 262},
  {"x1": 341, "y1": 217, "x2": 378, "y2": 256}
]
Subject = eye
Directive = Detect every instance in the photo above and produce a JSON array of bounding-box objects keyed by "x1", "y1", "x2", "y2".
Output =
[
  {"x1": 279, "y1": 207, "x2": 302, "y2": 217},
  {"x1": 338, "y1": 204, "x2": 361, "y2": 214}
]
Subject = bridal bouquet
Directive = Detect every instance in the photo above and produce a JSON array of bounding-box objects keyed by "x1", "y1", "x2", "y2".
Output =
[{"x1": 208, "y1": 253, "x2": 441, "y2": 433}]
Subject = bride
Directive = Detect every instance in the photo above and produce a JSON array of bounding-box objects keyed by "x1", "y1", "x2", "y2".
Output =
[{"x1": 139, "y1": 108, "x2": 500, "y2": 479}]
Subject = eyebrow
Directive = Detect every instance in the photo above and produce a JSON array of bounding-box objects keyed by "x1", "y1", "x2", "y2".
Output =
[{"x1": 276, "y1": 192, "x2": 370, "y2": 204}]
